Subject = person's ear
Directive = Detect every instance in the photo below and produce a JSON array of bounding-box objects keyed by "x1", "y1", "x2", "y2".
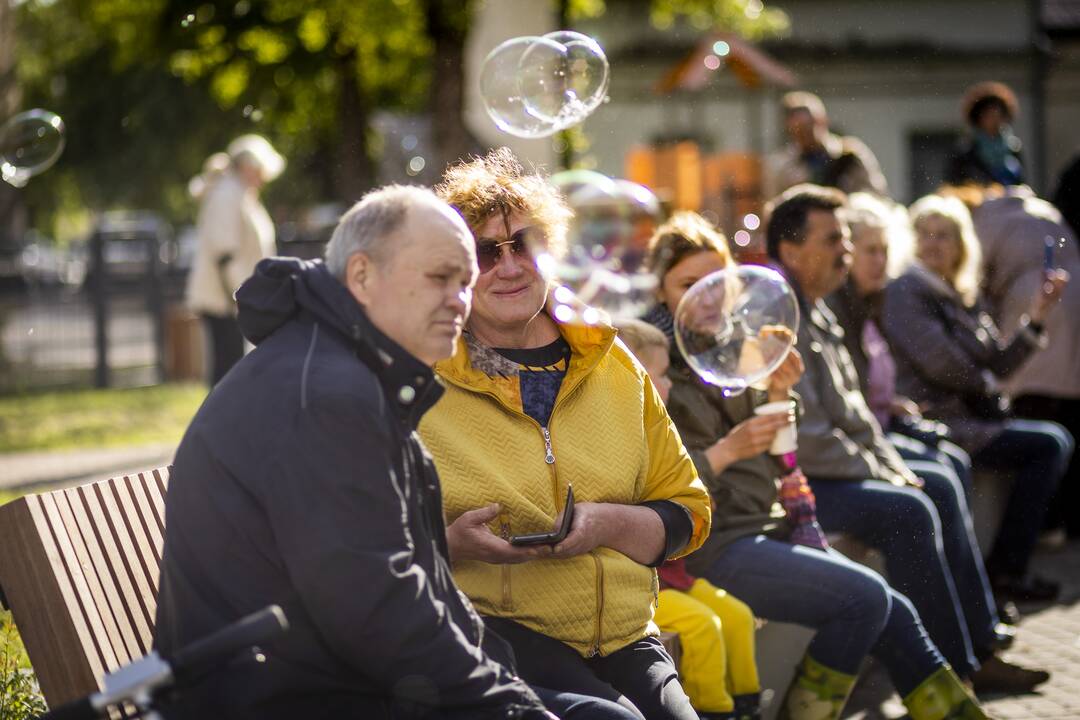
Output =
[
  {"x1": 345, "y1": 252, "x2": 374, "y2": 306},
  {"x1": 778, "y1": 240, "x2": 801, "y2": 273}
]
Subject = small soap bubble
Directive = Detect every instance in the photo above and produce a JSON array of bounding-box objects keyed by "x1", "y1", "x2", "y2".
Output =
[{"x1": 0, "y1": 109, "x2": 66, "y2": 187}]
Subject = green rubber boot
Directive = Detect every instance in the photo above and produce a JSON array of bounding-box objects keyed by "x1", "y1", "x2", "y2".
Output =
[
  {"x1": 777, "y1": 655, "x2": 857, "y2": 720},
  {"x1": 904, "y1": 666, "x2": 990, "y2": 720}
]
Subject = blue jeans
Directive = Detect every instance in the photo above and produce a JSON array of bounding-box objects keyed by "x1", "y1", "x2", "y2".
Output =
[
  {"x1": 890, "y1": 435, "x2": 999, "y2": 655},
  {"x1": 809, "y1": 465, "x2": 985, "y2": 678},
  {"x1": 973, "y1": 419, "x2": 1074, "y2": 577},
  {"x1": 702, "y1": 535, "x2": 944, "y2": 696}
]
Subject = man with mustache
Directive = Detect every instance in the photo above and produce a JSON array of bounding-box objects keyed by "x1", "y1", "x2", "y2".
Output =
[{"x1": 767, "y1": 184, "x2": 1045, "y2": 701}]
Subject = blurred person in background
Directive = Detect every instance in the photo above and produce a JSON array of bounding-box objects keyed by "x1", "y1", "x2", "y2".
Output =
[
  {"x1": 186, "y1": 134, "x2": 285, "y2": 385},
  {"x1": 882, "y1": 194, "x2": 1073, "y2": 604},
  {"x1": 946, "y1": 82, "x2": 1024, "y2": 187},
  {"x1": 763, "y1": 91, "x2": 888, "y2": 200},
  {"x1": 944, "y1": 185, "x2": 1080, "y2": 540},
  {"x1": 769, "y1": 184, "x2": 1046, "y2": 699},
  {"x1": 827, "y1": 192, "x2": 1045, "y2": 694},
  {"x1": 644, "y1": 210, "x2": 994, "y2": 720}
]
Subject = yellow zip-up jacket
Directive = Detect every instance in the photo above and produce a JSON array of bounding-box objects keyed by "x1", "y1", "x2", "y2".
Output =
[{"x1": 420, "y1": 318, "x2": 711, "y2": 657}]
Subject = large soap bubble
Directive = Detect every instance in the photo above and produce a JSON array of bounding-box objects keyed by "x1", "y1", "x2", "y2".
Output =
[
  {"x1": 0, "y1": 109, "x2": 66, "y2": 187},
  {"x1": 537, "y1": 170, "x2": 661, "y2": 324},
  {"x1": 674, "y1": 265, "x2": 800, "y2": 395},
  {"x1": 480, "y1": 32, "x2": 609, "y2": 138},
  {"x1": 480, "y1": 36, "x2": 567, "y2": 138}
]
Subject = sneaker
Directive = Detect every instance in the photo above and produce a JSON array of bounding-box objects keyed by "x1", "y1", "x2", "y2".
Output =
[
  {"x1": 970, "y1": 655, "x2": 1050, "y2": 695},
  {"x1": 986, "y1": 622, "x2": 1018, "y2": 653}
]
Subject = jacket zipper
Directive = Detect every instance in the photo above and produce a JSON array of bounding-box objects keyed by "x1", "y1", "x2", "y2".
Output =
[
  {"x1": 541, "y1": 426, "x2": 555, "y2": 464},
  {"x1": 499, "y1": 517, "x2": 513, "y2": 610},
  {"x1": 588, "y1": 552, "x2": 604, "y2": 656}
]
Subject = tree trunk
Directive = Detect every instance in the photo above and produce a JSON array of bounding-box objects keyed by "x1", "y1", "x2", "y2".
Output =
[
  {"x1": 0, "y1": 0, "x2": 27, "y2": 249},
  {"x1": 335, "y1": 51, "x2": 375, "y2": 204},
  {"x1": 425, "y1": 0, "x2": 481, "y2": 176}
]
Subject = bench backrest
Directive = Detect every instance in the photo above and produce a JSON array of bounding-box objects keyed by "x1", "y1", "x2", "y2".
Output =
[{"x1": 0, "y1": 468, "x2": 169, "y2": 706}]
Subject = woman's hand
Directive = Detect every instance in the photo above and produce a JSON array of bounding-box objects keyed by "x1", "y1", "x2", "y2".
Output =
[
  {"x1": 767, "y1": 348, "x2": 805, "y2": 402},
  {"x1": 1030, "y1": 269, "x2": 1070, "y2": 324},
  {"x1": 705, "y1": 412, "x2": 792, "y2": 474},
  {"x1": 551, "y1": 503, "x2": 610, "y2": 559},
  {"x1": 446, "y1": 503, "x2": 547, "y2": 565}
]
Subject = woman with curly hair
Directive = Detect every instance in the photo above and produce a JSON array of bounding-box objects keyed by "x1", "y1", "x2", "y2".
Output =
[{"x1": 419, "y1": 148, "x2": 712, "y2": 720}]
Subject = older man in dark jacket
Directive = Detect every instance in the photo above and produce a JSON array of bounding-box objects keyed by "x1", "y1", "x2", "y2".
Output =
[{"x1": 153, "y1": 187, "x2": 622, "y2": 720}]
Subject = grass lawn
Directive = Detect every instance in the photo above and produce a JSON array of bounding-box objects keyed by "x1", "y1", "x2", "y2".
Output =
[{"x1": 0, "y1": 383, "x2": 207, "y2": 454}]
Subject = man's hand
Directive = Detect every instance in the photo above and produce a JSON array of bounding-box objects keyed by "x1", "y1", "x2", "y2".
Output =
[
  {"x1": 767, "y1": 348, "x2": 804, "y2": 402},
  {"x1": 890, "y1": 396, "x2": 921, "y2": 418},
  {"x1": 446, "y1": 504, "x2": 547, "y2": 565}
]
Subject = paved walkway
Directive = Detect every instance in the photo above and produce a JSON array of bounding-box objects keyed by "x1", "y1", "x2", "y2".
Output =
[
  {"x1": 0, "y1": 443, "x2": 175, "y2": 490},
  {"x1": 844, "y1": 540, "x2": 1080, "y2": 719}
]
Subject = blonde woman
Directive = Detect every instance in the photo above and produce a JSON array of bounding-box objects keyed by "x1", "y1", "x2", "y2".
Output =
[{"x1": 882, "y1": 194, "x2": 1073, "y2": 603}]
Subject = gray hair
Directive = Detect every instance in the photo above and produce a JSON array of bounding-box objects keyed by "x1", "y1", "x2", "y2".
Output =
[{"x1": 325, "y1": 185, "x2": 441, "y2": 279}]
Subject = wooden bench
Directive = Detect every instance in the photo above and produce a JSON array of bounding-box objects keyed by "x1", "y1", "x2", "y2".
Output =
[
  {"x1": 0, "y1": 467, "x2": 169, "y2": 708},
  {"x1": 0, "y1": 465, "x2": 683, "y2": 711}
]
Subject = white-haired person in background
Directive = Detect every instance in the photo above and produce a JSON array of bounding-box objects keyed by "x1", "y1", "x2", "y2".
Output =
[
  {"x1": 882, "y1": 193, "x2": 1073, "y2": 605},
  {"x1": 186, "y1": 134, "x2": 286, "y2": 385}
]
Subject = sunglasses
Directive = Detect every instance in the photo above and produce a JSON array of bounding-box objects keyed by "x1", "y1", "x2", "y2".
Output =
[{"x1": 476, "y1": 227, "x2": 541, "y2": 274}]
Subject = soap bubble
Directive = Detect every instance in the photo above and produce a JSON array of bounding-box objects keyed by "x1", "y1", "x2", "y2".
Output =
[
  {"x1": 674, "y1": 265, "x2": 800, "y2": 395},
  {"x1": 480, "y1": 32, "x2": 610, "y2": 138},
  {"x1": 0, "y1": 110, "x2": 66, "y2": 187},
  {"x1": 480, "y1": 36, "x2": 567, "y2": 138},
  {"x1": 537, "y1": 171, "x2": 662, "y2": 323},
  {"x1": 527, "y1": 30, "x2": 609, "y2": 122}
]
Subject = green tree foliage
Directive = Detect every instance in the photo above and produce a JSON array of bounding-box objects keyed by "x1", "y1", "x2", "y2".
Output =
[{"x1": 9, "y1": 0, "x2": 784, "y2": 236}]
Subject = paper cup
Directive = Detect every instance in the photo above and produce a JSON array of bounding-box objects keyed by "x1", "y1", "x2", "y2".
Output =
[{"x1": 755, "y1": 400, "x2": 797, "y2": 455}]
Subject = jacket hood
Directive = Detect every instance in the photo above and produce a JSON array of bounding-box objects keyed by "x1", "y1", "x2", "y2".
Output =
[{"x1": 237, "y1": 257, "x2": 365, "y2": 346}]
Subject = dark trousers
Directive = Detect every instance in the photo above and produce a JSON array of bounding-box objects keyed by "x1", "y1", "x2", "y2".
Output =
[
  {"x1": 810, "y1": 468, "x2": 985, "y2": 678},
  {"x1": 1012, "y1": 395, "x2": 1080, "y2": 536},
  {"x1": 482, "y1": 616, "x2": 697, "y2": 720},
  {"x1": 972, "y1": 418, "x2": 1074, "y2": 576},
  {"x1": 889, "y1": 436, "x2": 1000, "y2": 661},
  {"x1": 202, "y1": 314, "x2": 245, "y2": 386}
]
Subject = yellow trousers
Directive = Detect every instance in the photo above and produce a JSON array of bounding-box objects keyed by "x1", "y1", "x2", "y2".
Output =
[{"x1": 655, "y1": 579, "x2": 760, "y2": 713}]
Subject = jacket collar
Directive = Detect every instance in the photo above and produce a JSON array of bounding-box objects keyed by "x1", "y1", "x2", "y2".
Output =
[
  {"x1": 435, "y1": 289, "x2": 615, "y2": 403},
  {"x1": 352, "y1": 312, "x2": 444, "y2": 430}
]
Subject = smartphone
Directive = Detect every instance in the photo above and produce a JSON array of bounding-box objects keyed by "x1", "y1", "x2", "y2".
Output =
[
  {"x1": 509, "y1": 485, "x2": 575, "y2": 546},
  {"x1": 1044, "y1": 235, "x2": 1056, "y2": 272}
]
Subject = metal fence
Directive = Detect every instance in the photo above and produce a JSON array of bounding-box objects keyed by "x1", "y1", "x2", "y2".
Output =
[
  {"x1": 0, "y1": 213, "x2": 333, "y2": 395},
  {"x1": 0, "y1": 216, "x2": 184, "y2": 394}
]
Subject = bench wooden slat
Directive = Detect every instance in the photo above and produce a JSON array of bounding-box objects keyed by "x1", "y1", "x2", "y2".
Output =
[
  {"x1": 95, "y1": 480, "x2": 158, "y2": 626},
  {"x1": 77, "y1": 483, "x2": 154, "y2": 656},
  {"x1": 0, "y1": 496, "x2": 104, "y2": 703},
  {"x1": 125, "y1": 473, "x2": 164, "y2": 562},
  {"x1": 37, "y1": 492, "x2": 120, "y2": 674},
  {"x1": 107, "y1": 476, "x2": 160, "y2": 597},
  {"x1": 0, "y1": 467, "x2": 172, "y2": 706},
  {"x1": 53, "y1": 489, "x2": 134, "y2": 670},
  {"x1": 63, "y1": 487, "x2": 143, "y2": 664}
]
